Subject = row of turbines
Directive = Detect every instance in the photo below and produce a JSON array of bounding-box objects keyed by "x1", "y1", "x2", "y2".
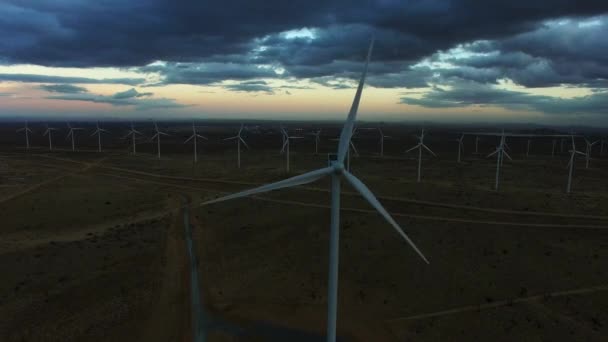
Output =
[{"x1": 13, "y1": 120, "x2": 606, "y2": 194}]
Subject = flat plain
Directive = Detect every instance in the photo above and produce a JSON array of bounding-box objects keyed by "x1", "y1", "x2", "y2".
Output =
[{"x1": 1, "y1": 122, "x2": 607, "y2": 341}]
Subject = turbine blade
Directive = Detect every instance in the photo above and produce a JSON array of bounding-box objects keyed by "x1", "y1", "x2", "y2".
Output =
[
  {"x1": 184, "y1": 135, "x2": 194, "y2": 143},
  {"x1": 487, "y1": 149, "x2": 499, "y2": 158},
  {"x1": 421, "y1": 144, "x2": 436, "y2": 157},
  {"x1": 337, "y1": 38, "x2": 374, "y2": 163},
  {"x1": 281, "y1": 139, "x2": 289, "y2": 152},
  {"x1": 202, "y1": 167, "x2": 332, "y2": 206},
  {"x1": 405, "y1": 144, "x2": 421, "y2": 153},
  {"x1": 342, "y1": 171, "x2": 429, "y2": 264},
  {"x1": 223, "y1": 136, "x2": 238, "y2": 141},
  {"x1": 197, "y1": 134, "x2": 208, "y2": 140},
  {"x1": 240, "y1": 137, "x2": 250, "y2": 149},
  {"x1": 350, "y1": 141, "x2": 359, "y2": 156},
  {"x1": 503, "y1": 150, "x2": 513, "y2": 160}
]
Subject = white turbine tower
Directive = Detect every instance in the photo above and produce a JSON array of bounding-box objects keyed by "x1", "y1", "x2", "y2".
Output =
[
  {"x1": 43, "y1": 125, "x2": 58, "y2": 151},
  {"x1": 224, "y1": 124, "x2": 249, "y2": 168},
  {"x1": 378, "y1": 128, "x2": 392, "y2": 157},
  {"x1": 151, "y1": 122, "x2": 169, "y2": 159},
  {"x1": 280, "y1": 128, "x2": 304, "y2": 173},
  {"x1": 566, "y1": 136, "x2": 585, "y2": 194},
  {"x1": 487, "y1": 132, "x2": 512, "y2": 191},
  {"x1": 91, "y1": 121, "x2": 109, "y2": 152},
  {"x1": 600, "y1": 138, "x2": 606, "y2": 156},
  {"x1": 456, "y1": 134, "x2": 465, "y2": 163},
  {"x1": 16, "y1": 121, "x2": 32, "y2": 150},
  {"x1": 124, "y1": 123, "x2": 143, "y2": 155},
  {"x1": 406, "y1": 129, "x2": 436, "y2": 183},
  {"x1": 184, "y1": 123, "x2": 207, "y2": 163},
  {"x1": 65, "y1": 122, "x2": 83, "y2": 151},
  {"x1": 474, "y1": 136, "x2": 480, "y2": 154},
  {"x1": 583, "y1": 138, "x2": 598, "y2": 169},
  {"x1": 201, "y1": 39, "x2": 428, "y2": 342}
]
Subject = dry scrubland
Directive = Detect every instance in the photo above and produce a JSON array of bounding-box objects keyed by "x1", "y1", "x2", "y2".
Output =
[{"x1": 0, "y1": 125, "x2": 607, "y2": 341}]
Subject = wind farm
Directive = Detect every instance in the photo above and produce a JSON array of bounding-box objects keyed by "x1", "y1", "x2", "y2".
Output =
[{"x1": 1, "y1": 2, "x2": 608, "y2": 342}]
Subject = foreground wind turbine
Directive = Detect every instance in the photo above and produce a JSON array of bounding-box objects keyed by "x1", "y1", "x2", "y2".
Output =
[
  {"x1": 184, "y1": 123, "x2": 207, "y2": 163},
  {"x1": 91, "y1": 121, "x2": 109, "y2": 152},
  {"x1": 151, "y1": 122, "x2": 169, "y2": 159},
  {"x1": 406, "y1": 129, "x2": 436, "y2": 183},
  {"x1": 566, "y1": 136, "x2": 585, "y2": 194},
  {"x1": 487, "y1": 132, "x2": 512, "y2": 190},
  {"x1": 16, "y1": 121, "x2": 32, "y2": 150},
  {"x1": 281, "y1": 128, "x2": 304, "y2": 172},
  {"x1": 224, "y1": 124, "x2": 249, "y2": 168},
  {"x1": 584, "y1": 138, "x2": 598, "y2": 169},
  {"x1": 43, "y1": 125, "x2": 58, "y2": 151},
  {"x1": 124, "y1": 123, "x2": 143, "y2": 155},
  {"x1": 456, "y1": 134, "x2": 465, "y2": 163},
  {"x1": 201, "y1": 39, "x2": 428, "y2": 342},
  {"x1": 65, "y1": 122, "x2": 83, "y2": 151}
]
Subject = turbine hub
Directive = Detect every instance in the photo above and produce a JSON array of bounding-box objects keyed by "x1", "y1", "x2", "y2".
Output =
[{"x1": 332, "y1": 162, "x2": 345, "y2": 174}]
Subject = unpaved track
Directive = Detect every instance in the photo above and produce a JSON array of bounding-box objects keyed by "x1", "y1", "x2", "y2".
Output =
[
  {"x1": 0, "y1": 156, "x2": 107, "y2": 204},
  {"x1": 33, "y1": 153, "x2": 608, "y2": 221},
  {"x1": 386, "y1": 284, "x2": 608, "y2": 322}
]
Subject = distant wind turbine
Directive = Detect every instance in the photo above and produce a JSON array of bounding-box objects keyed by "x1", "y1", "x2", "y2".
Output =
[
  {"x1": 43, "y1": 125, "x2": 58, "y2": 151},
  {"x1": 151, "y1": 122, "x2": 169, "y2": 159},
  {"x1": 224, "y1": 124, "x2": 249, "y2": 168},
  {"x1": 65, "y1": 122, "x2": 83, "y2": 151},
  {"x1": 405, "y1": 129, "x2": 436, "y2": 183},
  {"x1": 308, "y1": 129, "x2": 322, "y2": 154},
  {"x1": 201, "y1": 39, "x2": 428, "y2": 342},
  {"x1": 281, "y1": 128, "x2": 304, "y2": 172},
  {"x1": 456, "y1": 134, "x2": 465, "y2": 163},
  {"x1": 91, "y1": 121, "x2": 109, "y2": 152},
  {"x1": 124, "y1": 123, "x2": 143, "y2": 155},
  {"x1": 184, "y1": 123, "x2": 208, "y2": 163},
  {"x1": 16, "y1": 121, "x2": 32, "y2": 150},
  {"x1": 566, "y1": 136, "x2": 585, "y2": 194},
  {"x1": 487, "y1": 132, "x2": 512, "y2": 191},
  {"x1": 583, "y1": 138, "x2": 598, "y2": 169}
]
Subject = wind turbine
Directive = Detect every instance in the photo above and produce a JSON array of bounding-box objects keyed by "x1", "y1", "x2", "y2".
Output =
[
  {"x1": 16, "y1": 121, "x2": 32, "y2": 150},
  {"x1": 378, "y1": 128, "x2": 391, "y2": 157},
  {"x1": 583, "y1": 138, "x2": 598, "y2": 169},
  {"x1": 474, "y1": 136, "x2": 480, "y2": 154},
  {"x1": 65, "y1": 122, "x2": 83, "y2": 151},
  {"x1": 224, "y1": 124, "x2": 249, "y2": 168},
  {"x1": 330, "y1": 131, "x2": 358, "y2": 171},
  {"x1": 151, "y1": 122, "x2": 169, "y2": 159},
  {"x1": 308, "y1": 129, "x2": 322, "y2": 154},
  {"x1": 184, "y1": 123, "x2": 207, "y2": 163},
  {"x1": 281, "y1": 128, "x2": 304, "y2": 173},
  {"x1": 487, "y1": 132, "x2": 512, "y2": 191},
  {"x1": 91, "y1": 121, "x2": 109, "y2": 152},
  {"x1": 43, "y1": 125, "x2": 58, "y2": 151},
  {"x1": 456, "y1": 134, "x2": 465, "y2": 163},
  {"x1": 124, "y1": 123, "x2": 143, "y2": 155},
  {"x1": 201, "y1": 39, "x2": 428, "y2": 342},
  {"x1": 405, "y1": 129, "x2": 436, "y2": 183},
  {"x1": 600, "y1": 138, "x2": 606, "y2": 156},
  {"x1": 566, "y1": 136, "x2": 585, "y2": 194}
]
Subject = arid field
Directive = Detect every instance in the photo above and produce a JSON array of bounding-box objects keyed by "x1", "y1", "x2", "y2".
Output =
[{"x1": 1, "y1": 122, "x2": 607, "y2": 341}]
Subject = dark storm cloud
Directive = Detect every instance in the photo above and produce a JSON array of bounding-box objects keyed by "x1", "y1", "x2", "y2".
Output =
[
  {"x1": 140, "y1": 62, "x2": 280, "y2": 86},
  {"x1": 39, "y1": 84, "x2": 88, "y2": 93},
  {"x1": 224, "y1": 81, "x2": 274, "y2": 94},
  {"x1": 1, "y1": 0, "x2": 607, "y2": 68},
  {"x1": 0, "y1": 73, "x2": 144, "y2": 85},
  {"x1": 46, "y1": 88, "x2": 185, "y2": 110},
  {"x1": 438, "y1": 19, "x2": 608, "y2": 88},
  {"x1": 401, "y1": 81, "x2": 608, "y2": 115}
]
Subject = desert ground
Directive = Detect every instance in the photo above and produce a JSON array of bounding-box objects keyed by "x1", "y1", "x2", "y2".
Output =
[{"x1": 1, "y1": 121, "x2": 607, "y2": 341}]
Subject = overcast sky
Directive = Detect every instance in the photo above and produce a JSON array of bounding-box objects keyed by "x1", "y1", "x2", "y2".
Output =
[{"x1": 1, "y1": 1, "x2": 607, "y2": 125}]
